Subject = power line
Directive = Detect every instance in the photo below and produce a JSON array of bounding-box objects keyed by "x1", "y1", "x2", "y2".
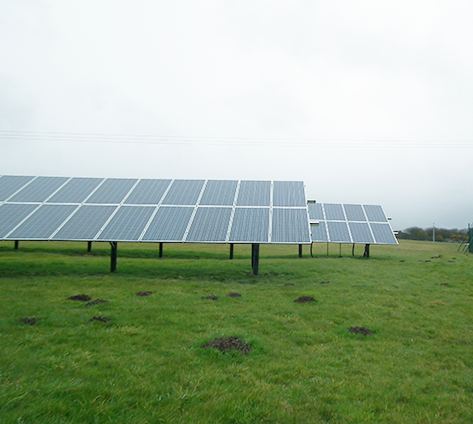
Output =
[{"x1": 1, "y1": 130, "x2": 473, "y2": 148}]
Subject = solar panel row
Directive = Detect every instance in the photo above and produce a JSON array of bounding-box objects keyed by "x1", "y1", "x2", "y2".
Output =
[
  {"x1": 0, "y1": 176, "x2": 311, "y2": 244},
  {"x1": 308, "y1": 203, "x2": 397, "y2": 245}
]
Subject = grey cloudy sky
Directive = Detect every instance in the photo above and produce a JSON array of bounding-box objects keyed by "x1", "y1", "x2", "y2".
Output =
[{"x1": 1, "y1": 0, "x2": 472, "y2": 230}]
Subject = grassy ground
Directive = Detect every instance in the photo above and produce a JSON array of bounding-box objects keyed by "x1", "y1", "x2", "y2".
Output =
[{"x1": 0, "y1": 240, "x2": 472, "y2": 423}]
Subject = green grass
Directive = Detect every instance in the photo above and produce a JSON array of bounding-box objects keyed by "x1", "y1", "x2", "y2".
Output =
[{"x1": 0, "y1": 240, "x2": 472, "y2": 423}]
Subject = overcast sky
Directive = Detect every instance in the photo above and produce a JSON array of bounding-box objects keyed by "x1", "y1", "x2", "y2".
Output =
[{"x1": 1, "y1": 0, "x2": 472, "y2": 230}]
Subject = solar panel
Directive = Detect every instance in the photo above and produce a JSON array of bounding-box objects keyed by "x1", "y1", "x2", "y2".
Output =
[
  {"x1": 236, "y1": 181, "x2": 271, "y2": 206},
  {"x1": 324, "y1": 203, "x2": 345, "y2": 220},
  {"x1": 7, "y1": 204, "x2": 77, "y2": 240},
  {"x1": 0, "y1": 175, "x2": 34, "y2": 201},
  {"x1": 52, "y1": 205, "x2": 117, "y2": 240},
  {"x1": 199, "y1": 180, "x2": 238, "y2": 206},
  {"x1": 309, "y1": 202, "x2": 397, "y2": 245},
  {"x1": 271, "y1": 208, "x2": 311, "y2": 243},
  {"x1": 124, "y1": 179, "x2": 171, "y2": 205},
  {"x1": 349, "y1": 222, "x2": 374, "y2": 244},
  {"x1": 273, "y1": 181, "x2": 306, "y2": 207},
  {"x1": 327, "y1": 221, "x2": 351, "y2": 243},
  {"x1": 47, "y1": 177, "x2": 103, "y2": 203},
  {"x1": 141, "y1": 206, "x2": 194, "y2": 242},
  {"x1": 86, "y1": 178, "x2": 137, "y2": 204},
  {"x1": 96, "y1": 206, "x2": 155, "y2": 241},
  {"x1": 364, "y1": 205, "x2": 387, "y2": 222},
  {"x1": 344, "y1": 204, "x2": 366, "y2": 221},
  {"x1": 0, "y1": 203, "x2": 39, "y2": 237},
  {"x1": 0, "y1": 176, "x2": 312, "y2": 245},
  {"x1": 161, "y1": 179, "x2": 205, "y2": 205},
  {"x1": 229, "y1": 207, "x2": 270, "y2": 243},
  {"x1": 186, "y1": 207, "x2": 232, "y2": 242},
  {"x1": 370, "y1": 223, "x2": 398, "y2": 245},
  {"x1": 310, "y1": 221, "x2": 328, "y2": 242},
  {"x1": 9, "y1": 176, "x2": 69, "y2": 202}
]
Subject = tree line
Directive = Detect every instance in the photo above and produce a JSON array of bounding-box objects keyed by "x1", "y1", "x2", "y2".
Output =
[{"x1": 397, "y1": 226, "x2": 468, "y2": 242}]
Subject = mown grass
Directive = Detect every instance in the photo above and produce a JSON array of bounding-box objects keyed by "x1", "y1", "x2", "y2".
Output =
[{"x1": 0, "y1": 240, "x2": 472, "y2": 423}]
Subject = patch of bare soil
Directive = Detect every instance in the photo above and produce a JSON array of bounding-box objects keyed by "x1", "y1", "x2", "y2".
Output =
[
  {"x1": 202, "y1": 295, "x2": 219, "y2": 300},
  {"x1": 227, "y1": 292, "x2": 241, "y2": 297},
  {"x1": 18, "y1": 318, "x2": 37, "y2": 325},
  {"x1": 349, "y1": 326, "x2": 374, "y2": 336},
  {"x1": 284, "y1": 283, "x2": 295, "y2": 286},
  {"x1": 90, "y1": 316, "x2": 111, "y2": 323},
  {"x1": 68, "y1": 294, "x2": 91, "y2": 302},
  {"x1": 294, "y1": 296, "x2": 316, "y2": 303},
  {"x1": 320, "y1": 281, "x2": 330, "y2": 285},
  {"x1": 201, "y1": 337, "x2": 251, "y2": 355},
  {"x1": 86, "y1": 299, "x2": 109, "y2": 306},
  {"x1": 136, "y1": 291, "x2": 153, "y2": 297},
  {"x1": 440, "y1": 283, "x2": 450, "y2": 286}
]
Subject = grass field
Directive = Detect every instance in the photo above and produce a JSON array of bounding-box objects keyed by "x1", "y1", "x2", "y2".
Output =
[{"x1": 1, "y1": 240, "x2": 472, "y2": 423}]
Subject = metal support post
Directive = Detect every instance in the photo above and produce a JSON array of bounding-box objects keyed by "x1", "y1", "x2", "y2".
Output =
[
  {"x1": 251, "y1": 243, "x2": 260, "y2": 276},
  {"x1": 298, "y1": 244, "x2": 302, "y2": 258},
  {"x1": 159, "y1": 242, "x2": 163, "y2": 258},
  {"x1": 363, "y1": 244, "x2": 370, "y2": 258},
  {"x1": 352, "y1": 243, "x2": 355, "y2": 256},
  {"x1": 87, "y1": 241, "x2": 92, "y2": 252},
  {"x1": 229, "y1": 243, "x2": 234, "y2": 260},
  {"x1": 14, "y1": 241, "x2": 19, "y2": 250},
  {"x1": 110, "y1": 242, "x2": 118, "y2": 272}
]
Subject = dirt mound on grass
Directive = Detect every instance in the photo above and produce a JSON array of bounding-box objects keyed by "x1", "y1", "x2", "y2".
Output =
[
  {"x1": 136, "y1": 291, "x2": 153, "y2": 297},
  {"x1": 349, "y1": 326, "x2": 374, "y2": 336},
  {"x1": 90, "y1": 316, "x2": 111, "y2": 323},
  {"x1": 294, "y1": 296, "x2": 316, "y2": 303},
  {"x1": 320, "y1": 281, "x2": 330, "y2": 285},
  {"x1": 68, "y1": 294, "x2": 92, "y2": 302},
  {"x1": 202, "y1": 295, "x2": 219, "y2": 300},
  {"x1": 18, "y1": 318, "x2": 38, "y2": 325},
  {"x1": 227, "y1": 292, "x2": 242, "y2": 297},
  {"x1": 201, "y1": 337, "x2": 251, "y2": 355},
  {"x1": 85, "y1": 299, "x2": 109, "y2": 306}
]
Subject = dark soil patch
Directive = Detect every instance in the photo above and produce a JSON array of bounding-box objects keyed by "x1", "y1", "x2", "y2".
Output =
[
  {"x1": 320, "y1": 281, "x2": 330, "y2": 285},
  {"x1": 399, "y1": 260, "x2": 405, "y2": 262},
  {"x1": 201, "y1": 337, "x2": 251, "y2": 355},
  {"x1": 349, "y1": 326, "x2": 374, "y2": 336},
  {"x1": 85, "y1": 299, "x2": 109, "y2": 306},
  {"x1": 284, "y1": 283, "x2": 295, "y2": 286},
  {"x1": 18, "y1": 318, "x2": 37, "y2": 325},
  {"x1": 136, "y1": 291, "x2": 153, "y2": 297},
  {"x1": 68, "y1": 294, "x2": 92, "y2": 302},
  {"x1": 440, "y1": 283, "x2": 450, "y2": 286},
  {"x1": 202, "y1": 295, "x2": 219, "y2": 301},
  {"x1": 294, "y1": 296, "x2": 316, "y2": 303},
  {"x1": 90, "y1": 316, "x2": 111, "y2": 323},
  {"x1": 227, "y1": 292, "x2": 242, "y2": 297}
]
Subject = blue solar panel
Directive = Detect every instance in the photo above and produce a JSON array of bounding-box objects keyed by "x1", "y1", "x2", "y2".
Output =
[
  {"x1": 349, "y1": 222, "x2": 374, "y2": 244},
  {"x1": 186, "y1": 207, "x2": 232, "y2": 242},
  {"x1": 7, "y1": 204, "x2": 77, "y2": 240},
  {"x1": 52, "y1": 205, "x2": 117, "y2": 240},
  {"x1": 310, "y1": 221, "x2": 328, "y2": 242},
  {"x1": 344, "y1": 204, "x2": 366, "y2": 221},
  {"x1": 308, "y1": 203, "x2": 325, "y2": 220},
  {"x1": 97, "y1": 206, "x2": 155, "y2": 241},
  {"x1": 47, "y1": 177, "x2": 103, "y2": 203},
  {"x1": 236, "y1": 181, "x2": 271, "y2": 206},
  {"x1": 199, "y1": 180, "x2": 238, "y2": 206},
  {"x1": 124, "y1": 179, "x2": 171, "y2": 205},
  {"x1": 9, "y1": 176, "x2": 69, "y2": 202},
  {"x1": 229, "y1": 208, "x2": 270, "y2": 243},
  {"x1": 142, "y1": 206, "x2": 194, "y2": 242},
  {"x1": 273, "y1": 181, "x2": 306, "y2": 207},
  {"x1": 364, "y1": 205, "x2": 387, "y2": 222},
  {"x1": 324, "y1": 204, "x2": 345, "y2": 220},
  {"x1": 0, "y1": 175, "x2": 34, "y2": 201},
  {"x1": 271, "y1": 208, "x2": 311, "y2": 243},
  {"x1": 86, "y1": 178, "x2": 138, "y2": 204},
  {"x1": 0, "y1": 203, "x2": 39, "y2": 237},
  {"x1": 370, "y1": 223, "x2": 398, "y2": 244},
  {"x1": 327, "y1": 221, "x2": 351, "y2": 243},
  {"x1": 161, "y1": 180, "x2": 205, "y2": 205}
]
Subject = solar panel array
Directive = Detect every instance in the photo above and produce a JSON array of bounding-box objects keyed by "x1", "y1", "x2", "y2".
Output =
[
  {"x1": 308, "y1": 203, "x2": 398, "y2": 245},
  {"x1": 0, "y1": 176, "x2": 312, "y2": 244}
]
